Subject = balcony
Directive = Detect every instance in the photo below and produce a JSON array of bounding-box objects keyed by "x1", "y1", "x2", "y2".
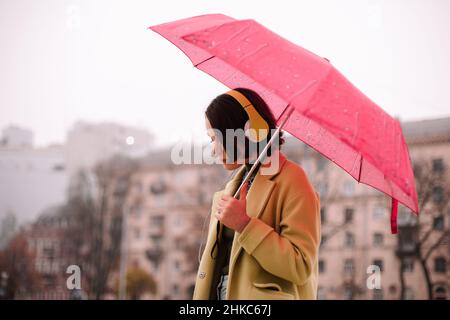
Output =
[
  {"x1": 145, "y1": 247, "x2": 164, "y2": 268},
  {"x1": 395, "y1": 226, "x2": 418, "y2": 257}
]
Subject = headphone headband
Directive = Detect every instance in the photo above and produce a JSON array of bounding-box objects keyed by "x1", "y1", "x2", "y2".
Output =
[{"x1": 225, "y1": 89, "x2": 269, "y2": 142}]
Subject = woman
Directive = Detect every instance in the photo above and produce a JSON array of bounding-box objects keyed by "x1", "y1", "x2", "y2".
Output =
[{"x1": 193, "y1": 88, "x2": 321, "y2": 300}]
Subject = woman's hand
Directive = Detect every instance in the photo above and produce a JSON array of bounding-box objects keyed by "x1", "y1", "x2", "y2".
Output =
[{"x1": 216, "y1": 181, "x2": 251, "y2": 233}]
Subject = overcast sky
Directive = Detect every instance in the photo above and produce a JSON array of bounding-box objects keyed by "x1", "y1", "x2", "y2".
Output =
[{"x1": 1, "y1": 0, "x2": 449, "y2": 148}]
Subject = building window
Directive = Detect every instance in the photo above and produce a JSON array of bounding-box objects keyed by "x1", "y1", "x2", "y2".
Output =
[
  {"x1": 343, "y1": 181, "x2": 355, "y2": 196},
  {"x1": 153, "y1": 194, "x2": 165, "y2": 207},
  {"x1": 373, "y1": 205, "x2": 384, "y2": 220},
  {"x1": 398, "y1": 207, "x2": 417, "y2": 226},
  {"x1": 344, "y1": 208, "x2": 354, "y2": 223},
  {"x1": 172, "y1": 284, "x2": 179, "y2": 296},
  {"x1": 134, "y1": 182, "x2": 143, "y2": 193},
  {"x1": 373, "y1": 288, "x2": 383, "y2": 300},
  {"x1": 405, "y1": 287, "x2": 414, "y2": 300},
  {"x1": 402, "y1": 258, "x2": 414, "y2": 272},
  {"x1": 432, "y1": 158, "x2": 444, "y2": 173},
  {"x1": 388, "y1": 285, "x2": 397, "y2": 295},
  {"x1": 317, "y1": 182, "x2": 328, "y2": 198},
  {"x1": 432, "y1": 186, "x2": 444, "y2": 204},
  {"x1": 398, "y1": 228, "x2": 416, "y2": 253},
  {"x1": 321, "y1": 235, "x2": 327, "y2": 246},
  {"x1": 42, "y1": 274, "x2": 57, "y2": 288},
  {"x1": 413, "y1": 163, "x2": 421, "y2": 177},
  {"x1": 317, "y1": 286, "x2": 326, "y2": 300},
  {"x1": 174, "y1": 215, "x2": 183, "y2": 227},
  {"x1": 433, "y1": 215, "x2": 444, "y2": 230},
  {"x1": 317, "y1": 157, "x2": 326, "y2": 172},
  {"x1": 345, "y1": 232, "x2": 355, "y2": 248},
  {"x1": 52, "y1": 164, "x2": 65, "y2": 171},
  {"x1": 186, "y1": 284, "x2": 196, "y2": 298},
  {"x1": 174, "y1": 260, "x2": 181, "y2": 271},
  {"x1": 150, "y1": 180, "x2": 167, "y2": 195},
  {"x1": 150, "y1": 215, "x2": 165, "y2": 228},
  {"x1": 434, "y1": 286, "x2": 447, "y2": 300},
  {"x1": 344, "y1": 259, "x2": 354, "y2": 275},
  {"x1": 434, "y1": 257, "x2": 447, "y2": 273},
  {"x1": 174, "y1": 237, "x2": 183, "y2": 250},
  {"x1": 132, "y1": 206, "x2": 142, "y2": 218},
  {"x1": 372, "y1": 259, "x2": 384, "y2": 272},
  {"x1": 320, "y1": 207, "x2": 327, "y2": 224},
  {"x1": 43, "y1": 246, "x2": 55, "y2": 260},
  {"x1": 343, "y1": 284, "x2": 353, "y2": 300},
  {"x1": 319, "y1": 260, "x2": 325, "y2": 273},
  {"x1": 198, "y1": 191, "x2": 205, "y2": 205},
  {"x1": 373, "y1": 233, "x2": 384, "y2": 247},
  {"x1": 448, "y1": 212, "x2": 450, "y2": 230},
  {"x1": 149, "y1": 234, "x2": 163, "y2": 247}
]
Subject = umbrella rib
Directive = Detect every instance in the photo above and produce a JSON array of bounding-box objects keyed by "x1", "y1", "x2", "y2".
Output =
[
  {"x1": 194, "y1": 55, "x2": 215, "y2": 67},
  {"x1": 357, "y1": 154, "x2": 363, "y2": 182},
  {"x1": 237, "y1": 43, "x2": 269, "y2": 64},
  {"x1": 226, "y1": 24, "x2": 251, "y2": 43}
]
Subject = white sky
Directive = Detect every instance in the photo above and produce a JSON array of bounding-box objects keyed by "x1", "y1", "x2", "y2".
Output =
[{"x1": 1, "y1": 0, "x2": 449, "y2": 148}]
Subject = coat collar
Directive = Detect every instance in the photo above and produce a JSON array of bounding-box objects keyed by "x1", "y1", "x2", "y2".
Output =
[
  {"x1": 197, "y1": 151, "x2": 288, "y2": 299},
  {"x1": 222, "y1": 150, "x2": 287, "y2": 197},
  {"x1": 210, "y1": 150, "x2": 288, "y2": 280}
]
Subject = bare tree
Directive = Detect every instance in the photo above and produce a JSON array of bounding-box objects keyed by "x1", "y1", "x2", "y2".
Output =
[
  {"x1": 0, "y1": 232, "x2": 42, "y2": 299},
  {"x1": 0, "y1": 211, "x2": 17, "y2": 250},
  {"x1": 396, "y1": 158, "x2": 450, "y2": 299},
  {"x1": 312, "y1": 156, "x2": 352, "y2": 246},
  {"x1": 63, "y1": 156, "x2": 138, "y2": 299}
]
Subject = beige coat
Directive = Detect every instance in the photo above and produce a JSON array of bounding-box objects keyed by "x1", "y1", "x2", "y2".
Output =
[{"x1": 193, "y1": 151, "x2": 321, "y2": 300}]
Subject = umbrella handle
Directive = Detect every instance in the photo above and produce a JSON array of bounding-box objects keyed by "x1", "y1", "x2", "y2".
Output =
[{"x1": 233, "y1": 106, "x2": 295, "y2": 198}]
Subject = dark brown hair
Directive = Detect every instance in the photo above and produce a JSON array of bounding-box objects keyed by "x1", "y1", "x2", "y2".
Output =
[{"x1": 205, "y1": 87, "x2": 284, "y2": 163}]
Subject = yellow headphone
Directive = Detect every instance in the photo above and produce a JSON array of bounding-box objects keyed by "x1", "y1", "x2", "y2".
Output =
[{"x1": 225, "y1": 89, "x2": 269, "y2": 142}]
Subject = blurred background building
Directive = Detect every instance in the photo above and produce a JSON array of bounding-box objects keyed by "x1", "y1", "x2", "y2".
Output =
[
  {"x1": 1, "y1": 0, "x2": 449, "y2": 302},
  {"x1": 0, "y1": 126, "x2": 67, "y2": 226},
  {"x1": 65, "y1": 121, "x2": 154, "y2": 176},
  {"x1": 0, "y1": 116, "x2": 449, "y2": 300},
  {"x1": 303, "y1": 117, "x2": 450, "y2": 300},
  {"x1": 123, "y1": 151, "x2": 227, "y2": 299}
]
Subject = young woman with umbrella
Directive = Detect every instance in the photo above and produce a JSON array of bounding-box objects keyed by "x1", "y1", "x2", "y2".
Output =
[{"x1": 195, "y1": 87, "x2": 321, "y2": 300}]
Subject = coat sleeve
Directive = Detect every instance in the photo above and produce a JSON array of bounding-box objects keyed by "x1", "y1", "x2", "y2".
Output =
[{"x1": 236, "y1": 183, "x2": 321, "y2": 286}]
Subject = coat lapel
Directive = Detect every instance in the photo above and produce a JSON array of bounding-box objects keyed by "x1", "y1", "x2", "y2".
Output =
[
  {"x1": 196, "y1": 152, "x2": 287, "y2": 299},
  {"x1": 212, "y1": 151, "x2": 287, "y2": 243},
  {"x1": 227, "y1": 151, "x2": 287, "y2": 285},
  {"x1": 210, "y1": 165, "x2": 248, "y2": 243}
]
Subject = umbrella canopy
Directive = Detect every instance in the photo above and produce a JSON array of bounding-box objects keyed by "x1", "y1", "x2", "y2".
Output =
[{"x1": 149, "y1": 13, "x2": 419, "y2": 233}]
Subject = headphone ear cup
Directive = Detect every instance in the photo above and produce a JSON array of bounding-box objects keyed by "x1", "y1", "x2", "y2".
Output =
[
  {"x1": 225, "y1": 89, "x2": 269, "y2": 142},
  {"x1": 245, "y1": 105, "x2": 269, "y2": 143}
]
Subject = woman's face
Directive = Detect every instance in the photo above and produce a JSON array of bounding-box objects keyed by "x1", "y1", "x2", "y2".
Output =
[{"x1": 205, "y1": 116, "x2": 242, "y2": 171}]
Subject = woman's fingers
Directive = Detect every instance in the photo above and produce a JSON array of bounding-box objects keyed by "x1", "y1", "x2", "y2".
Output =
[
  {"x1": 221, "y1": 194, "x2": 232, "y2": 200},
  {"x1": 218, "y1": 198, "x2": 231, "y2": 208},
  {"x1": 239, "y1": 182, "x2": 248, "y2": 202}
]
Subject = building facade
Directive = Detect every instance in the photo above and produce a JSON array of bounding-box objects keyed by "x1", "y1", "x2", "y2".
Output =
[
  {"x1": 121, "y1": 117, "x2": 450, "y2": 300},
  {"x1": 5, "y1": 117, "x2": 448, "y2": 300},
  {"x1": 123, "y1": 150, "x2": 227, "y2": 299}
]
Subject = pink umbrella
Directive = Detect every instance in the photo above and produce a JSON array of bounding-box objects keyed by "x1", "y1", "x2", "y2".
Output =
[{"x1": 149, "y1": 13, "x2": 419, "y2": 234}]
